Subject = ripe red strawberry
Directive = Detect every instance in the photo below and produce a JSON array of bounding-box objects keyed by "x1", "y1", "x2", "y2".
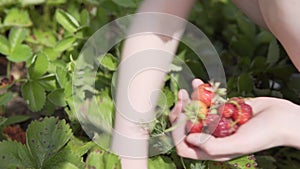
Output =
[
  {"x1": 233, "y1": 103, "x2": 253, "y2": 125},
  {"x1": 197, "y1": 83, "x2": 214, "y2": 107},
  {"x1": 212, "y1": 118, "x2": 238, "y2": 138},
  {"x1": 203, "y1": 114, "x2": 221, "y2": 134},
  {"x1": 186, "y1": 120, "x2": 203, "y2": 133},
  {"x1": 204, "y1": 114, "x2": 220, "y2": 125},
  {"x1": 218, "y1": 103, "x2": 238, "y2": 118},
  {"x1": 229, "y1": 97, "x2": 245, "y2": 104}
]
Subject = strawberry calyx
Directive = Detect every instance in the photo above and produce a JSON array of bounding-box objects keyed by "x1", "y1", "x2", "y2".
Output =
[{"x1": 184, "y1": 100, "x2": 207, "y2": 121}]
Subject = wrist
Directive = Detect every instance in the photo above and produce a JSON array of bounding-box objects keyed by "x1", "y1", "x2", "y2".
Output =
[{"x1": 282, "y1": 102, "x2": 300, "y2": 149}]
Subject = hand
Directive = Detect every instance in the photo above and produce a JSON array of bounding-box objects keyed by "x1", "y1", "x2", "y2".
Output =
[{"x1": 169, "y1": 79, "x2": 300, "y2": 161}]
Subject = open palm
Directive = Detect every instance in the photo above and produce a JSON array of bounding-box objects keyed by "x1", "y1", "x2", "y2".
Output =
[{"x1": 169, "y1": 79, "x2": 300, "y2": 161}]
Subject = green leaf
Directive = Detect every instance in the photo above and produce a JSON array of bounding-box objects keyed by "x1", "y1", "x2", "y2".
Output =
[
  {"x1": 270, "y1": 90, "x2": 283, "y2": 98},
  {"x1": 48, "y1": 89, "x2": 66, "y2": 106},
  {"x1": 207, "y1": 161, "x2": 233, "y2": 169},
  {"x1": 267, "y1": 38, "x2": 280, "y2": 66},
  {"x1": 22, "y1": 81, "x2": 46, "y2": 112},
  {"x1": 85, "y1": 149, "x2": 121, "y2": 169},
  {"x1": 255, "y1": 31, "x2": 274, "y2": 45},
  {"x1": 9, "y1": 27, "x2": 27, "y2": 50},
  {"x1": 288, "y1": 76, "x2": 300, "y2": 91},
  {"x1": 20, "y1": 0, "x2": 45, "y2": 6},
  {"x1": 0, "y1": 0, "x2": 17, "y2": 6},
  {"x1": 2, "y1": 115, "x2": 30, "y2": 127},
  {"x1": 0, "y1": 35, "x2": 10, "y2": 55},
  {"x1": 268, "y1": 65, "x2": 294, "y2": 81},
  {"x1": 250, "y1": 56, "x2": 267, "y2": 72},
  {"x1": 41, "y1": 100, "x2": 56, "y2": 115},
  {"x1": 90, "y1": 90, "x2": 114, "y2": 128},
  {"x1": 157, "y1": 87, "x2": 175, "y2": 109},
  {"x1": 29, "y1": 52, "x2": 49, "y2": 79},
  {"x1": 254, "y1": 88, "x2": 271, "y2": 96},
  {"x1": 237, "y1": 73, "x2": 253, "y2": 93},
  {"x1": 26, "y1": 117, "x2": 73, "y2": 168},
  {"x1": 112, "y1": 0, "x2": 137, "y2": 7},
  {"x1": 0, "y1": 92, "x2": 13, "y2": 106},
  {"x1": 4, "y1": 8, "x2": 32, "y2": 27},
  {"x1": 255, "y1": 155, "x2": 276, "y2": 169},
  {"x1": 47, "y1": 0, "x2": 67, "y2": 5},
  {"x1": 33, "y1": 29, "x2": 57, "y2": 47},
  {"x1": 99, "y1": 53, "x2": 118, "y2": 71},
  {"x1": 56, "y1": 66, "x2": 70, "y2": 88},
  {"x1": 236, "y1": 14, "x2": 255, "y2": 38},
  {"x1": 43, "y1": 141, "x2": 83, "y2": 169},
  {"x1": 55, "y1": 36, "x2": 76, "y2": 52},
  {"x1": 189, "y1": 161, "x2": 206, "y2": 169},
  {"x1": 43, "y1": 47, "x2": 61, "y2": 61},
  {"x1": 80, "y1": 9, "x2": 90, "y2": 27},
  {"x1": 230, "y1": 35, "x2": 254, "y2": 57},
  {"x1": 38, "y1": 77, "x2": 57, "y2": 92},
  {"x1": 228, "y1": 154, "x2": 257, "y2": 169},
  {"x1": 68, "y1": 137, "x2": 95, "y2": 157},
  {"x1": 0, "y1": 117, "x2": 7, "y2": 126},
  {"x1": 7, "y1": 44, "x2": 32, "y2": 62},
  {"x1": 51, "y1": 162, "x2": 79, "y2": 169},
  {"x1": 0, "y1": 141, "x2": 34, "y2": 169},
  {"x1": 148, "y1": 156, "x2": 176, "y2": 169},
  {"x1": 55, "y1": 9, "x2": 79, "y2": 33}
]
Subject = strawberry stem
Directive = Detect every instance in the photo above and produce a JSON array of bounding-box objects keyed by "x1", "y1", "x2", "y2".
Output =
[{"x1": 163, "y1": 118, "x2": 188, "y2": 133}]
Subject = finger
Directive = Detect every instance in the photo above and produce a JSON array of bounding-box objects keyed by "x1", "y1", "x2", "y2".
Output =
[
  {"x1": 185, "y1": 117, "x2": 271, "y2": 157},
  {"x1": 191, "y1": 90, "x2": 199, "y2": 100},
  {"x1": 170, "y1": 89, "x2": 191, "y2": 123},
  {"x1": 172, "y1": 113, "x2": 188, "y2": 144},
  {"x1": 178, "y1": 89, "x2": 190, "y2": 106},
  {"x1": 192, "y1": 78, "x2": 204, "y2": 90},
  {"x1": 175, "y1": 139, "x2": 236, "y2": 161},
  {"x1": 169, "y1": 101, "x2": 183, "y2": 123},
  {"x1": 191, "y1": 79, "x2": 204, "y2": 100},
  {"x1": 186, "y1": 133, "x2": 245, "y2": 156}
]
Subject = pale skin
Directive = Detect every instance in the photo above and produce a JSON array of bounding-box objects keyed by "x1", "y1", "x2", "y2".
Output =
[
  {"x1": 111, "y1": 1, "x2": 195, "y2": 168},
  {"x1": 170, "y1": 80, "x2": 300, "y2": 161},
  {"x1": 171, "y1": 0, "x2": 300, "y2": 162},
  {"x1": 113, "y1": 0, "x2": 300, "y2": 168}
]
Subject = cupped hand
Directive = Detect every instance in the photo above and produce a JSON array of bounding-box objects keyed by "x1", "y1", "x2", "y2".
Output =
[{"x1": 169, "y1": 79, "x2": 300, "y2": 161}]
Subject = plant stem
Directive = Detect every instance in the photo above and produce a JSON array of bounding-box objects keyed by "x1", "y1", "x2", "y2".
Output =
[
  {"x1": 14, "y1": 79, "x2": 27, "y2": 83},
  {"x1": 43, "y1": 5, "x2": 50, "y2": 24},
  {"x1": 6, "y1": 61, "x2": 11, "y2": 77},
  {"x1": 163, "y1": 119, "x2": 186, "y2": 133},
  {"x1": 180, "y1": 157, "x2": 187, "y2": 169}
]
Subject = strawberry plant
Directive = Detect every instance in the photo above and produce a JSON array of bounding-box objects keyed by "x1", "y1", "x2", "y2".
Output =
[{"x1": 0, "y1": 0, "x2": 299, "y2": 169}]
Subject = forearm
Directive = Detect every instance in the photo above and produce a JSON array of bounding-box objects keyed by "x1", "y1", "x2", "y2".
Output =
[
  {"x1": 111, "y1": 0, "x2": 195, "y2": 168},
  {"x1": 258, "y1": 0, "x2": 300, "y2": 71},
  {"x1": 231, "y1": 0, "x2": 268, "y2": 30}
]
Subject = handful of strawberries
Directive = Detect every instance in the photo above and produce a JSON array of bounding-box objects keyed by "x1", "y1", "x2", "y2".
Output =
[{"x1": 185, "y1": 82, "x2": 253, "y2": 138}]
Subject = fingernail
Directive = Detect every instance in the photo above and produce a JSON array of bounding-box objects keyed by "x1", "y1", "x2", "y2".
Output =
[{"x1": 192, "y1": 79, "x2": 203, "y2": 88}]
